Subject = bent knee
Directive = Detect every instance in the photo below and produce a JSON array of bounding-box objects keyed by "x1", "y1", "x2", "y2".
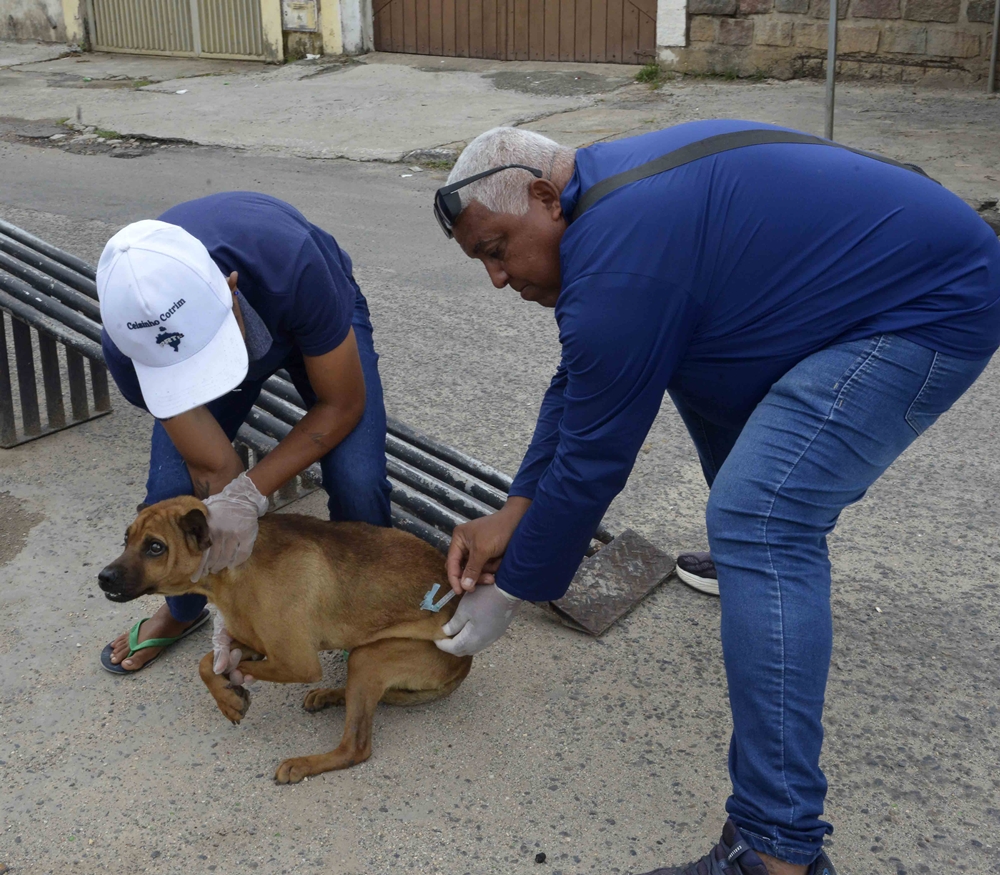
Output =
[{"x1": 705, "y1": 477, "x2": 757, "y2": 547}]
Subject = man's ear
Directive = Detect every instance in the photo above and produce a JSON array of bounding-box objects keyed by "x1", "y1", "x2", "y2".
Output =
[
  {"x1": 178, "y1": 508, "x2": 212, "y2": 552},
  {"x1": 528, "y1": 179, "x2": 564, "y2": 219}
]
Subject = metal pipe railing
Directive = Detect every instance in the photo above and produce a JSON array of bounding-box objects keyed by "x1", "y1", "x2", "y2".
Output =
[
  {"x1": 0, "y1": 287, "x2": 103, "y2": 360},
  {"x1": 257, "y1": 384, "x2": 510, "y2": 515},
  {"x1": 259, "y1": 378, "x2": 614, "y2": 544},
  {"x1": 386, "y1": 454, "x2": 497, "y2": 521},
  {"x1": 0, "y1": 296, "x2": 110, "y2": 447},
  {"x1": 0, "y1": 249, "x2": 102, "y2": 322},
  {"x1": 389, "y1": 506, "x2": 451, "y2": 553},
  {"x1": 236, "y1": 419, "x2": 453, "y2": 550},
  {"x1": 0, "y1": 218, "x2": 98, "y2": 283},
  {"x1": 387, "y1": 415, "x2": 513, "y2": 492},
  {"x1": 388, "y1": 477, "x2": 467, "y2": 532},
  {"x1": 0, "y1": 271, "x2": 103, "y2": 345},
  {"x1": 0, "y1": 232, "x2": 99, "y2": 301}
]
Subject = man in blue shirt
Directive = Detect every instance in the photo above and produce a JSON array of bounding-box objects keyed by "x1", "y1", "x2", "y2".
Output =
[
  {"x1": 432, "y1": 122, "x2": 1000, "y2": 874},
  {"x1": 97, "y1": 192, "x2": 391, "y2": 675}
]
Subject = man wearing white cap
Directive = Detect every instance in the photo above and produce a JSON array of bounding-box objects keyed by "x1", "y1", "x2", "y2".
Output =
[{"x1": 97, "y1": 191, "x2": 392, "y2": 673}]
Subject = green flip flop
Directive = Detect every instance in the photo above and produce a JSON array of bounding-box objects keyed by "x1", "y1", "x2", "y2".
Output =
[{"x1": 100, "y1": 608, "x2": 211, "y2": 674}]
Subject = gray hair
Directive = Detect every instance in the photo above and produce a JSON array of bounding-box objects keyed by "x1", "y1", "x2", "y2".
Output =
[{"x1": 448, "y1": 127, "x2": 575, "y2": 216}]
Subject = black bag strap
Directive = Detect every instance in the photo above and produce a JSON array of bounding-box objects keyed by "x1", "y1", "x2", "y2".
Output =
[{"x1": 570, "y1": 128, "x2": 933, "y2": 222}]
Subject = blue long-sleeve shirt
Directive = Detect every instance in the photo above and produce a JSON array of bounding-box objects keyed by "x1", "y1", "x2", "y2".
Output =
[{"x1": 496, "y1": 119, "x2": 1000, "y2": 602}]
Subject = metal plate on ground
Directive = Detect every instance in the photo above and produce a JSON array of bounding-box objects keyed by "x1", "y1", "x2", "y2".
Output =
[{"x1": 542, "y1": 529, "x2": 676, "y2": 637}]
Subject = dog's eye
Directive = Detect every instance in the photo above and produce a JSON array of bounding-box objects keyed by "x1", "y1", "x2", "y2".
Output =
[
  {"x1": 145, "y1": 540, "x2": 166, "y2": 557},
  {"x1": 123, "y1": 532, "x2": 129, "y2": 546}
]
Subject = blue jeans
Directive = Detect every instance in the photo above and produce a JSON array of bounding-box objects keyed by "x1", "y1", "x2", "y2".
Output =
[
  {"x1": 147, "y1": 292, "x2": 392, "y2": 624},
  {"x1": 675, "y1": 334, "x2": 992, "y2": 865}
]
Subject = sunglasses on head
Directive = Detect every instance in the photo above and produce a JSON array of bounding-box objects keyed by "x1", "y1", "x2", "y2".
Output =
[{"x1": 433, "y1": 164, "x2": 544, "y2": 238}]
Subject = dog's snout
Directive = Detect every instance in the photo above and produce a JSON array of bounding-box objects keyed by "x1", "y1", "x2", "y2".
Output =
[{"x1": 98, "y1": 566, "x2": 120, "y2": 589}]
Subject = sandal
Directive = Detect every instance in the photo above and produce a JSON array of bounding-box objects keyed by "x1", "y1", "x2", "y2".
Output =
[{"x1": 99, "y1": 609, "x2": 211, "y2": 674}]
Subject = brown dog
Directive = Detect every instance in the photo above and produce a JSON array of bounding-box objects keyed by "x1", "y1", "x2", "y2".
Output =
[{"x1": 98, "y1": 495, "x2": 472, "y2": 783}]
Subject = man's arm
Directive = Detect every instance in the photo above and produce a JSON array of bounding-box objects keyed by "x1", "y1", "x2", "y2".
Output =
[
  {"x1": 445, "y1": 363, "x2": 566, "y2": 594},
  {"x1": 159, "y1": 329, "x2": 364, "y2": 499},
  {"x1": 507, "y1": 362, "x2": 567, "y2": 499},
  {"x1": 160, "y1": 407, "x2": 246, "y2": 498},
  {"x1": 497, "y1": 273, "x2": 698, "y2": 602},
  {"x1": 438, "y1": 274, "x2": 698, "y2": 656},
  {"x1": 445, "y1": 274, "x2": 697, "y2": 600},
  {"x1": 244, "y1": 328, "x2": 365, "y2": 497}
]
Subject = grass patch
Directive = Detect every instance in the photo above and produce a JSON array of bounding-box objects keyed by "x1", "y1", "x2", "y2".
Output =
[
  {"x1": 131, "y1": 78, "x2": 152, "y2": 89},
  {"x1": 685, "y1": 67, "x2": 767, "y2": 82},
  {"x1": 635, "y1": 62, "x2": 662, "y2": 84},
  {"x1": 94, "y1": 128, "x2": 122, "y2": 140},
  {"x1": 421, "y1": 158, "x2": 456, "y2": 171},
  {"x1": 635, "y1": 63, "x2": 677, "y2": 89}
]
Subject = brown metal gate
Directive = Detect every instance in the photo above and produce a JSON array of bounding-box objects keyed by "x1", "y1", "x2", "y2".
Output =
[{"x1": 373, "y1": 0, "x2": 656, "y2": 64}]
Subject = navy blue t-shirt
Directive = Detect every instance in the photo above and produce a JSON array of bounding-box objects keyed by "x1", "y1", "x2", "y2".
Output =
[
  {"x1": 498, "y1": 119, "x2": 1000, "y2": 602},
  {"x1": 103, "y1": 192, "x2": 359, "y2": 411}
]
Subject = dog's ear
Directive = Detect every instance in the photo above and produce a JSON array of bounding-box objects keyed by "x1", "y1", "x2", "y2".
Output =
[
  {"x1": 136, "y1": 502, "x2": 149, "y2": 514},
  {"x1": 178, "y1": 508, "x2": 212, "y2": 552}
]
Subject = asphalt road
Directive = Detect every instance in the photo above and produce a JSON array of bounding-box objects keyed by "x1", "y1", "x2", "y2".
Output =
[{"x1": 1, "y1": 136, "x2": 999, "y2": 875}]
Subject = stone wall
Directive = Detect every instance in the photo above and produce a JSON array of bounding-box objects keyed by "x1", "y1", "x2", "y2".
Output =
[
  {"x1": 0, "y1": 0, "x2": 66, "y2": 41},
  {"x1": 670, "y1": 0, "x2": 997, "y2": 82}
]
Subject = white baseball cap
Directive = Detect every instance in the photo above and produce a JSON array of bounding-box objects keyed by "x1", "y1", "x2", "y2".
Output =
[{"x1": 97, "y1": 220, "x2": 248, "y2": 419}]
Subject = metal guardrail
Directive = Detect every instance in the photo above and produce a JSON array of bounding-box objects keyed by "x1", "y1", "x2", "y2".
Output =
[
  {"x1": 0, "y1": 219, "x2": 111, "y2": 447},
  {"x1": 0, "y1": 218, "x2": 615, "y2": 556}
]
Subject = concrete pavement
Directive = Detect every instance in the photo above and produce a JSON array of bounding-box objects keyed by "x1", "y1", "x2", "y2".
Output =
[
  {"x1": 1, "y1": 40, "x2": 1000, "y2": 875},
  {"x1": 1, "y1": 43, "x2": 999, "y2": 203},
  {"x1": 0, "y1": 48, "x2": 638, "y2": 160}
]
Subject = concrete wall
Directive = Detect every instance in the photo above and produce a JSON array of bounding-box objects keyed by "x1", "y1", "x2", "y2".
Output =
[
  {"x1": 337, "y1": 0, "x2": 371, "y2": 52},
  {"x1": 1, "y1": 0, "x2": 66, "y2": 41},
  {"x1": 660, "y1": 0, "x2": 997, "y2": 82}
]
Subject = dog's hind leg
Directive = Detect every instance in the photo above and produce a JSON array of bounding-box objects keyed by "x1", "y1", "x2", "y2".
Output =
[
  {"x1": 380, "y1": 641, "x2": 472, "y2": 706},
  {"x1": 275, "y1": 640, "x2": 397, "y2": 783},
  {"x1": 276, "y1": 639, "x2": 472, "y2": 784},
  {"x1": 302, "y1": 687, "x2": 346, "y2": 712},
  {"x1": 302, "y1": 639, "x2": 471, "y2": 713}
]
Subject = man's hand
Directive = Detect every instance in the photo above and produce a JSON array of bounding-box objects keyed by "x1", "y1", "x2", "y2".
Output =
[
  {"x1": 435, "y1": 584, "x2": 521, "y2": 657},
  {"x1": 193, "y1": 472, "x2": 269, "y2": 581},
  {"x1": 446, "y1": 496, "x2": 532, "y2": 595}
]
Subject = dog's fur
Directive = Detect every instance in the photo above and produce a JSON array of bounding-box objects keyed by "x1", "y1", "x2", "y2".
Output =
[{"x1": 99, "y1": 496, "x2": 472, "y2": 783}]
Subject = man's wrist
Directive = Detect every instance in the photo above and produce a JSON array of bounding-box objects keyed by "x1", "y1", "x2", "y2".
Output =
[
  {"x1": 188, "y1": 462, "x2": 245, "y2": 500},
  {"x1": 234, "y1": 471, "x2": 269, "y2": 516}
]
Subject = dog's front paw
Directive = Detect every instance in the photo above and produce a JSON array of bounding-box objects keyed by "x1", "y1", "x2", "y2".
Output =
[
  {"x1": 274, "y1": 755, "x2": 322, "y2": 784},
  {"x1": 214, "y1": 682, "x2": 251, "y2": 724}
]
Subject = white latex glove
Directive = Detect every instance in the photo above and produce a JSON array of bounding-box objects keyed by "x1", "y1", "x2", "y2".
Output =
[
  {"x1": 193, "y1": 471, "x2": 268, "y2": 581},
  {"x1": 435, "y1": 584, "x2": 521, "y2": 657},
  {"x1": 211, "y1": 610, "x2": 255, "y2": 688}
]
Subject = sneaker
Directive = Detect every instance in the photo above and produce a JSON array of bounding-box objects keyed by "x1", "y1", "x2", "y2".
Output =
[
  {"x1": 638, "y1": 818, "x2": 838, "y2": 875},
  {"x1": 676, "y1": 551, "x2": 719, "y2": 596}
]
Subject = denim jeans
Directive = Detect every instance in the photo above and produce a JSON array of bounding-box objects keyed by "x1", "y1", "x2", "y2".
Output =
[
  {"x1": 146, "y1": 291, "x2": 392, "y2": 624},
  {"x1": 674, "y1": 334, "x2": 992, "y2": 865}
]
